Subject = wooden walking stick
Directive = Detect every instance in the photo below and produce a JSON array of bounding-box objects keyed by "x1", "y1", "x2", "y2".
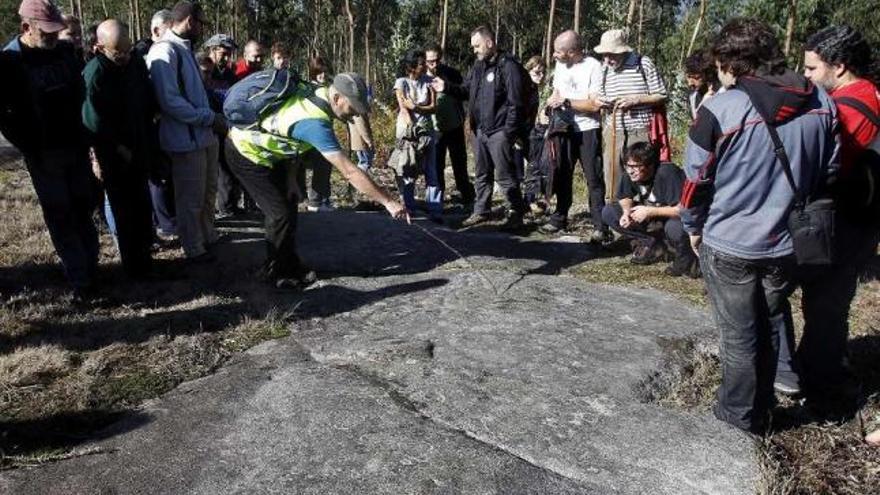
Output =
[{"x1": 609, "y1": 107, "x2": 619, "y2": 202}]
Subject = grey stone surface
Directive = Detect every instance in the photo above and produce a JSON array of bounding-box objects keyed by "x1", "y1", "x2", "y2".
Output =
[{"x1": 0, "y1": 212, "x2": 758, "y2": 494}]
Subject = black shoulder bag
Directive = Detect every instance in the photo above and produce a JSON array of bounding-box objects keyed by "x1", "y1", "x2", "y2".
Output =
[{"x1": 764, "y1": 122, "x2": 836, "y2": 265}]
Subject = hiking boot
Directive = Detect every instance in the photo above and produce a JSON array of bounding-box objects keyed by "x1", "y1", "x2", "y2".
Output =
[
  {"x1": 630, "y1": 241, "x2": 667, "y2": 265},
  {"x1": 461, "y1": 213, "x2": 491, "y2": 228},
  {"x1": 500, "y1": 213, "x2": 525, "y2": 232}
]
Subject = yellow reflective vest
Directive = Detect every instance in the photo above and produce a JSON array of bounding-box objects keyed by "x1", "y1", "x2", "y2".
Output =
[{"x1": 228, "y1": 85, "x2": 333, "y2": 167}]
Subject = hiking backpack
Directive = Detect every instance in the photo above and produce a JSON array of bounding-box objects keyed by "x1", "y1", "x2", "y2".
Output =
[
  {"x1": 223, "y1": 68, "x2": 332, "y2": 129},
  {"x1": 835, "y1": 96, "x2": 880, "y2": 222}
]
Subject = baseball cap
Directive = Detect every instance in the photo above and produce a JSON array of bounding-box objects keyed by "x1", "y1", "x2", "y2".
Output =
[
  {"x1": 18, "y1": 0, "x2": 65, "y2": 33},
  {"x1": 203, "y1": 33, "x2": 236, "y2": 50},
  {"x1": 332, "y1": 72, "x2": 369, "y2": 115}
]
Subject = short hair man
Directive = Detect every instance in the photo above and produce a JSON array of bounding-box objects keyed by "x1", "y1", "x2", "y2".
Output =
[
  {"x1": 600, "y1": 142, "x2": 696, "y2": 276},
  {"x1": 542, "y1": 30, "x2": 608, "y2": 242},
  {"x1": 58, "y1": 14, "x2": 82, "y2": 50},
  {"x1": 798, "y1": 25, "x2": 880, "y2": 415},
  {"x1": 203, "y1": 33, "x2": 236, "y2": 86},
  {"x1": 425, "y1": 42, "x2": 475, "y2": 204},
  {"x1": 1, "y1": 0, "x2": 99, "y2": 299},
  {"x1": 680, "y1": 18, "x2": 839, "y2": 433},
  {"x1": 147, "y1": 1, "x2": 227, "y2": 263},
  {"x1": 225, "y1": 73, "x2": 409, "y2": 289},
  {"x1": 595, "y1": 29, "x2": 667, "y2": 202},
  {"x1": 83, "y1": 19, "x2": 157, "y2": 278},
  {"x1": 683, "y1": 52, "x2": 718, "y2": 121},
  {"x1": 432, "y1": 26, "x2": 527, "y2": 231},
  {"x1": 234, "y1": 39, "x2": 264, "y2": 81}
]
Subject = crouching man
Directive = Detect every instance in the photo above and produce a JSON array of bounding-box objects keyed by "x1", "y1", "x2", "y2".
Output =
[
  {"x1": 601, "y1": 142, "x2": 698, "y2": 277},
  {"x1": 225, "y1": 72, "x2": 409, "y2": 290}
]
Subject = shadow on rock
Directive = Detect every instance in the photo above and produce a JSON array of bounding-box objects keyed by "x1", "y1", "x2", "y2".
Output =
[
  {"x1": 295, "y1": 278, "x2": 450, "y2": 319},
  {"x1": 0, "y1": 409, "x2": 151, "y2": 461},
  {"x1": 296, "y1": 212, "x2": 607, "y2": 278}
]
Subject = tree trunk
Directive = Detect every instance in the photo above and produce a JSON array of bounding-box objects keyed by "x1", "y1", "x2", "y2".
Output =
[
  {"x1": 626, "y1": 0, "x2": 638, "y2": 29},
  {"x1": 680, "y1": 0, "x2": 709, "y2": 68},
  {"x1": 495, "y1": 2, "x2": 500, "y2": 42},
  {"x1": 343, "y1": 0, "x2": 355, "y2": 71},
  {"x1": 364, "y1": 0, "x2": 373, "y2": 84},
  {"x1": 440, "y1": 0, "x2": 449, "y2": 51},
  {"x1": 784, "y1": 0, "x2": 798, "y2": 56},
  {"x1": 574, "y1": 0, "x2": 580, "y2": 33},
  {"x1": 100, "y1": 0, "x2": 109, "y2": 18},
  {"x1": 545, "y1": 0, "x2": 556, "y2": 68},
  {"x1": 637, "y1": 0, "x2": 644, "y2": 52},
  {"x1": 134, "y1": 0, "x2": 142, "y2": 39}
]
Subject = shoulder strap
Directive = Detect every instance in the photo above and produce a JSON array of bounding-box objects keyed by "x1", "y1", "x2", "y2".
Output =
[
  {"x1": 636, "y1": 55, "x2": 649, "y2": 91},
  {"x1": 836, "y1": 96, "x2": 880, "y2": 128},
  {"x1": 763, "y1": 120, "x2": 805, "y2": 204},
  {"x1": 302, "y1": 84, "x2": 335, "y2": 120}
]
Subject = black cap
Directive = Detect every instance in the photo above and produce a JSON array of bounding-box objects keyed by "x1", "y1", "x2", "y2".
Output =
[{"x1": 332, "y1": 72, "x2": 369, "y2": 115}]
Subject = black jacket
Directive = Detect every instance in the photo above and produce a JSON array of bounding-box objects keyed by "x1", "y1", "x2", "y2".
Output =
[
  {"x1": 443, "y1": 51, "x2": 524, "y2": 137},
  {"x1": 0, "y1": 39, "x2": 85, "y2": 154}
]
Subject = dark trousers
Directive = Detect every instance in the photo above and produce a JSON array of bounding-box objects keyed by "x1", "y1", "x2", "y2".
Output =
[
  {"x1": 149, "y1": 177, "x2": 176, "y2": 236},
  {"x1": 216, "y1": 140, "x2": 244, "y2": 214},
  {"x1": 24, "y1": 148, "x2": 99, "y2": 289},
  {"x1": 474, "y1": 130, "x2": 525, "y2": 216},
  {"x1": 601, "y1": 203, "x2": 692, "y2": 261},
  {"x1": 100, "y1": 151, "x2": 154, "y2": 277},
  {"x1": 436, "y1": 125, "x2": 475, "y2": 202},
  {"x1": 225, "y1": 138, "x2": 305, "y2": 279},
  {"x1": 551, "y1": 129, "x2": 605, "y2": 229},
  {"x1": 295, "y1": 153, "x2": 332, "y2": 207},
  {"x1": 699, "y1": 243, "x2": 796, "y2": 432},
  {"x1": 795, "y1": 221, "x2": 879, "y2": 405}
]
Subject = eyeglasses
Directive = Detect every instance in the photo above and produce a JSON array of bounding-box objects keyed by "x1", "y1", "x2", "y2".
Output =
[{"x1": 624, "y1": 162, "x2": 648, "y2": 169}]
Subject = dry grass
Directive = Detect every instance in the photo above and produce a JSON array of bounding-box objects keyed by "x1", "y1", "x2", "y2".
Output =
[{"x1": 0, "y1": 159, "x2": 301, "y2": 466}]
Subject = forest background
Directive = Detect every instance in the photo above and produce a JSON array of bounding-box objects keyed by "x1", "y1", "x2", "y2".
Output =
[{"x1": 1, "y1": 0, "x2": 878, "y2": 140}]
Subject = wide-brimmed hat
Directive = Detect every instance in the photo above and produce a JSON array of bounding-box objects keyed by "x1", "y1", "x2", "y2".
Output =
[
  {"x1": 18, "y1": 0, "x2": 65, "y2": 33},
  {"x1": 594, "y1": 29, "x2": 633, "y2": 55}
]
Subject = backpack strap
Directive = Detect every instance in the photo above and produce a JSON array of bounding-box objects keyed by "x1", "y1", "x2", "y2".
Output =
[{"x1": 836, "y1": 96, "x2": 880, "y2": 128}]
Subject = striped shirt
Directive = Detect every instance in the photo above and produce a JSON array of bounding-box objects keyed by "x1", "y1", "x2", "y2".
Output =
[{"x1": 600, "y1": 53, "x2": 667, "y2": 131}]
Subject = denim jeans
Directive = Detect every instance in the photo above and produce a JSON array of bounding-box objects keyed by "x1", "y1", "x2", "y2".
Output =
[
  {"x1": 396, "y1": 132, "x2": 443, "y2": 217},
  {"x1": 355, "y1": 150, "x2": 374, "y2": 172},
  {"x1": 699, "y1": 243, "x2": 796, "y2": 432}
]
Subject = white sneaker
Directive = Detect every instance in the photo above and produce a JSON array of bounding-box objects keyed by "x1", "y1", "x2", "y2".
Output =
[{"x1": 306, "y1": 204, "x2": 335, "y2": 212}]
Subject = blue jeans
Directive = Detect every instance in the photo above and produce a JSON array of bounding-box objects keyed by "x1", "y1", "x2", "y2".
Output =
[
  {"x1": 356, "y1": 150, "x2": 373, "y2": 172},
  {"x1": 396, "y1": 133, "x2": 443, "y2": 217},
  {"x1": 699, "y1": 243, "x2": 796, "y2": 432}
]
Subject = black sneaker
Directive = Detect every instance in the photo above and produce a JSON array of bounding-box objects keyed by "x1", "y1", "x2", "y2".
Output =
[
  {"x1": 500, "y1": 213, "x2": 524, "y2": 232},
  {"x1": 630, "y1": 241, "x2": 667, "y2": 265},
  {"x1": 665, "y1": 256, "x2": 696, "y2": 277}
]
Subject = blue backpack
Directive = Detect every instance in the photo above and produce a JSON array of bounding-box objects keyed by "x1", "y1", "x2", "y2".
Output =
[{"x1": 223, "y1": 69, "x2": 332, "y2": 129}]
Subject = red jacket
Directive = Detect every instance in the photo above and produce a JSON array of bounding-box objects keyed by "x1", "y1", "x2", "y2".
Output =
[
  {"x1": 830, "y1": 79, "x2": 880, "y2": 173},
  {"x1": 233, "y1": 59, "x2": 260, "y2": 81}
]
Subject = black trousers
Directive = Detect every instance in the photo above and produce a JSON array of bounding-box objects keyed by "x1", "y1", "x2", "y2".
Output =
[
  {"x1": 24, "y1": 148, "x2": 99, "y2": 289},
  {"x1": 796, "y1": 220, "x2": 879, "y2": 406},
  {"x1": 436, "y1": 125, "x2": 475, "y2": 202},
  {"x1": 216, "y1": 135, "x2": 246, "y2": 214},
  {"x1": 225, "y1": 137, "x2": 306, "y2": 280},
  {"x1": 551, "y1": 129, "x2": 605, "y2": 230},
  {"x1": 473, "y1": 130, "x2": 525, "y2": 216},
  {"x1": 99, "y1": 149, "x2": 154, "y2": 277}
]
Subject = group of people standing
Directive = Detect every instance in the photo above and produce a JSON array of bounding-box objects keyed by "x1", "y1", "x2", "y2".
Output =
[{"x1": 1, "y1": 0, "x2": 880, "y2": 444}]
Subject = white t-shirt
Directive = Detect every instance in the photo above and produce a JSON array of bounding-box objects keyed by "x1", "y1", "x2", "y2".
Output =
[
  {"x1": 394, "y1": 75, "x2": 435, "y2": 138},
  {"x1": 552, "y1": 56, "x2": 602, "y2": 132}
]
